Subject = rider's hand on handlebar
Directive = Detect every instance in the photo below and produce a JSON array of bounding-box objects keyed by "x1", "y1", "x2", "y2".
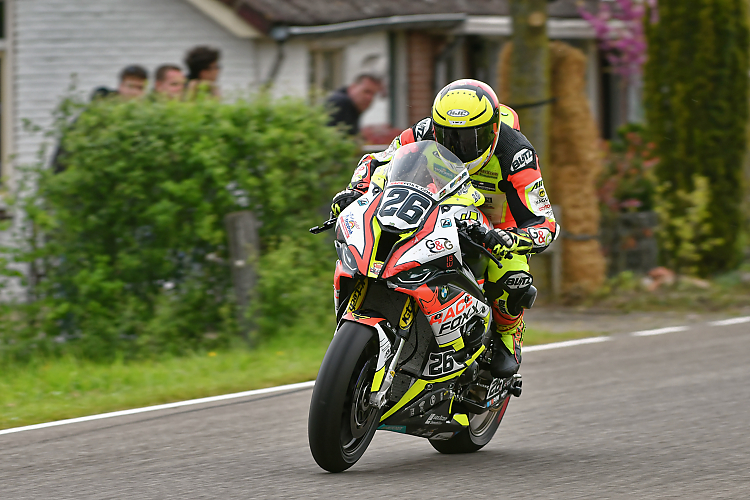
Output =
[
  {"x1": 482, "y1": 228, "x2": 526, "y2": 259},
  {"x1": 330, "y1": 190, "x2": 362, "y2": 217}
]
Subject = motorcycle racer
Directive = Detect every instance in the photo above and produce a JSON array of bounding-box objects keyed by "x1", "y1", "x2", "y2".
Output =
[{"x1": 331, "y1": 79, "x2": 560, "y2": 379}]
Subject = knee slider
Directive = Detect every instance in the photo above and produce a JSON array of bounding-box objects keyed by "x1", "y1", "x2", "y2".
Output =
[{"x1": 502, "y1": 271, "x2": 535, "y2": 317}]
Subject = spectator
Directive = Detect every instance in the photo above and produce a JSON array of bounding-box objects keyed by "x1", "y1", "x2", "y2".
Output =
[
  {"x1": 154, "y1": 64, "x2": 186, "y2": 99},
  {"x1": 117, "y1": 65, "x2": 148, "y2": 99},
  {"x1": 90, "y1": 65, "x2": 148, "y2": 101},
  {"x1": 184, "y1": 46, "x2": 221, "y2": 98},
  {"x1": 326, "y1": 74, "x2": 382, "y2": 136}
]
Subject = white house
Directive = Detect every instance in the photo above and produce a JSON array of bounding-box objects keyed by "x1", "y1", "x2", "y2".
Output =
[{"x1": 0, "y1": 0, "x2": 642, "y2": 192}]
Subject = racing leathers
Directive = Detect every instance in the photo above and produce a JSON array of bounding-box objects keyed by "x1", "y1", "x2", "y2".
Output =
[{"x1": 333, "y1": 106, "x2": 560, "y2": 377}]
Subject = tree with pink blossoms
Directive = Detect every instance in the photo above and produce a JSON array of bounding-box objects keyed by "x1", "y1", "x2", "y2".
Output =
[{"x1": 579, "y1": 0, "x2": 658, "y2": 81}]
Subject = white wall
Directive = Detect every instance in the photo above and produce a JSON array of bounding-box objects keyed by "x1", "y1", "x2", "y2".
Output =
[
  {"x1": 255, "y1": 32, "x2": 391, "y2": 127},
  {"x1": 343, "y1": 32, "x2": 389, "y2": 127},
  {"x1": 254, "y1": 38, "x2": 309, "y2": 99},
  {"x1": 11, "y1": 0, "x2": 258, "y2": 171}
]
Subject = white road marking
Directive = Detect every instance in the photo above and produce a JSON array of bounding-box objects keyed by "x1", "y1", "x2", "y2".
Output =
[
  {"x1": 524, "y1": 336, "x2": 611, "y2": 352},
  {"x1": 709, "y1": 316, "x2": 750, "y2": 327},
  {"x1": 0, "y1": 380, "x2": 316, "y2": 437},
  {"x1": 2, "y1": 314, "x2": 746, "y2": 436},
  {"x1": 631, "y1": 326, "x2": 689, "y2": 337}
]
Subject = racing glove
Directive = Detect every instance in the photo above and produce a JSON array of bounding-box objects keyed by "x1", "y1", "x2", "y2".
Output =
[
  {"x1": 330, "y1": 189, "x2": 362, "y2": 217},
  {"x1": 482, "y1": 228, "x2": 534, "y2": 259}
]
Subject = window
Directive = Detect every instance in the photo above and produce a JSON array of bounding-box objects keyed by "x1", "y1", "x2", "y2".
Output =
[{"x1": 309, "y1": 48, "x2": 343, "y2": 104}]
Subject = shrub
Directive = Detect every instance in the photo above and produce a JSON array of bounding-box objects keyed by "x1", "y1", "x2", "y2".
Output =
[
  {"x1": 598, "y1": 124, "x2": 659, "y2": 215},
  {"x1": 644, "y1": 0, "x2": 749, "y2": 275},
  {"x1": 0, "y1": 95, "x2": 356, "y2": 362}
]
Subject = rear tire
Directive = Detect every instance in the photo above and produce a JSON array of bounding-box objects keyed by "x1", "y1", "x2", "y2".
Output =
[
  {"x1": 308, "y1": 322, "x2": 382, "y2": 472},
  {"x1": 429, "y1": 396, "x2": 510, "y2": 454}
]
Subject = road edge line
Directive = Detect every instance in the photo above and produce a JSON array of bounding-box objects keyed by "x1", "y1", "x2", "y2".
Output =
[
  {"x1": 4, "y1": 313, "x2": 746, "y2": 437},
  {"x1": 0, "y1": 380, "x2": 316, "y2": 437}
]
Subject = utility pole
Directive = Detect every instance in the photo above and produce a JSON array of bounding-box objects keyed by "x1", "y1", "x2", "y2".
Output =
[{"x1": 509, "y1": 0, "x2": 552, "y2": 195}]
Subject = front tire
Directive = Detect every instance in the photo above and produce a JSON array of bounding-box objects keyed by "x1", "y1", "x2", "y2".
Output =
[
  {"x1": 429, "y1": 396, "x2": 510, "y2": 454},
  {"x1": 308, "y1": 322, "x2": 382, "y2": 472}
]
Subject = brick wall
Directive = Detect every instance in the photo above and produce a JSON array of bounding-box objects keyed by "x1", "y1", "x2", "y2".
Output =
[{"x1": 407, "y1": 31, "x2": 435, "y2": 125}]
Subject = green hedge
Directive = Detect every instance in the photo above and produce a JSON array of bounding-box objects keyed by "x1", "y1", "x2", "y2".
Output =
[
  {"x1": 644, "y1": 0, "x2": 749, "y2": 275},
  {"x1": 1, "y1": 96, "x2": 356, "y2": 362}
]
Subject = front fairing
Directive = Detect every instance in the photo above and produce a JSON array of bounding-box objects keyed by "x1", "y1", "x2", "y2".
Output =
[{"x1": 334, "y1": 141, "x2": 489, "y2": 280}]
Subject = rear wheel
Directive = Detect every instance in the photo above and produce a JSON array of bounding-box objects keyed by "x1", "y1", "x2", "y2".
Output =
[
  {"x1": 429, "y1": 396, "x2": 510, "y2": 454},
  {"x1": 308, "y1": 322, "x2": 382, "y2": 472}
]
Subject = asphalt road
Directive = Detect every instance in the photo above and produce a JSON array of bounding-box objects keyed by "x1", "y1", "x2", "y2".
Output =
[{"x1": 2, "y1": 319, "x2": 749, "y2": 499}]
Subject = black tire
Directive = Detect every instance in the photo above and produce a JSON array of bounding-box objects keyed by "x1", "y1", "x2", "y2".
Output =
[
  {"x1": 429, "y1": 396, "x2": 510, "y2": 454},
  {"x1": 308, "y1": 322, "x2": 382, "y2": 472}
]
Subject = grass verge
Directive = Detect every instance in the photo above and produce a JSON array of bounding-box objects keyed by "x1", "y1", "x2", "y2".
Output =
[{"x1": 0, "y1": 327, "x2": 601, "y2": 430}]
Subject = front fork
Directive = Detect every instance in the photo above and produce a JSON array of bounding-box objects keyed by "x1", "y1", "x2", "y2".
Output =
[
  {"x1": 369, "y1": 336, "x2": 405, "y2": 408},
  {"x1": 369, "y1": 296, "x2": 415, "y2": 408}
]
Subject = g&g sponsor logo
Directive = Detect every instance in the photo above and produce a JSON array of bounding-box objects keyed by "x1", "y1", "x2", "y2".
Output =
[{"x1": 425, "y1": 238, "x2": 454, "y2": 253}]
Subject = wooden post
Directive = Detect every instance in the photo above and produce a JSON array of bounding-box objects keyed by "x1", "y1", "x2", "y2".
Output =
[
  {"x1": 225, "y1": 211, "x2": 260, "y2": 346},
  {"x1": 509, "y1": 0, "x2": 552, "y2": 196}
]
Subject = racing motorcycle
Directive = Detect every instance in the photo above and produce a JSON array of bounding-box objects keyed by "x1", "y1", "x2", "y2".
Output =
[{"x1": 308, "y1": 141, "x2": 525, "y2": 473}]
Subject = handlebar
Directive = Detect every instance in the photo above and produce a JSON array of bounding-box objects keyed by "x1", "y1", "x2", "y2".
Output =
[{"x1": 309, "y1": 216, "x2": 502, "y2": 269}]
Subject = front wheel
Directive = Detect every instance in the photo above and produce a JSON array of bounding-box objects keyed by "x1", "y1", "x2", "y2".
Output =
[
  {"x1": 429, "y1": 396, "x2": 510, "y2": 454},
  {"x1": 308, "y1": 322, "x2": 382, "y2": 472}
]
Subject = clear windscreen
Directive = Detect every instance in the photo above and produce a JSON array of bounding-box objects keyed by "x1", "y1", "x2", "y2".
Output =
[{"x1": 386, "y1": 141, "x2": 468, "y2": 200}]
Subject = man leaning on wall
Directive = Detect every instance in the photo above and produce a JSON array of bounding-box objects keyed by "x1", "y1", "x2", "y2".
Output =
[{"x1": 326, "y1": 74, "x2": 382, "y2": 136}]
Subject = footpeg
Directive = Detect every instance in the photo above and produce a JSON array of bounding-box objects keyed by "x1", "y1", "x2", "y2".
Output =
[{"x1": 510, "y1": 374, "x2": 522, "y2": 397}]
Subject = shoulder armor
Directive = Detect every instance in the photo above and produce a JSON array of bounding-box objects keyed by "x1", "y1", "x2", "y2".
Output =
[{"x1": 496, "y1": 123, "x2": 537, "y2": 178}]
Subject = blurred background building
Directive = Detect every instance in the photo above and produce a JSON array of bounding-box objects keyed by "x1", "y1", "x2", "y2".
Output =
[{"x1": 0, "y1": 0, "x2": 642, "y2": 182}]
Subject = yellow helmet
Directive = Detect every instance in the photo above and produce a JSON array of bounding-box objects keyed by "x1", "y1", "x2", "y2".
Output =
[{"x1": 432, "y1": 79, "x2": 501, "y2": 174}]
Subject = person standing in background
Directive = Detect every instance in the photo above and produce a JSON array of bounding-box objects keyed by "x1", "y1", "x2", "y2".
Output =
[
  {"x1": 326, "y1": 74, "x2": 382, "y2": 136},
  {"x1": 153, "y1": 64, "x2": 186, "y2": 99},
  {"x1": 184, "y1": 46, "x2": 221, "y2": 98},
  {"x1": 91, "y1": 65, "x2": 148, "y2": 100}
]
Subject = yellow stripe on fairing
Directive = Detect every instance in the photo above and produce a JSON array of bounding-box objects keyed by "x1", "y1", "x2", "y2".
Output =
[
  {"x1": 367, "y1": 218, "x2": 383, "y2": 278},
  {"x1": 380, "y1": 345, "x2": 486, "y2": 421},
  {"x1": 453, "y1": 414, "x2": 469, "y2": 426}
]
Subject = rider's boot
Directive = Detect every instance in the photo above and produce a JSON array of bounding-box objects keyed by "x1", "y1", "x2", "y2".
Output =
[{"x1": 491, "y1": 316, "x2": 524, "y2": 379}]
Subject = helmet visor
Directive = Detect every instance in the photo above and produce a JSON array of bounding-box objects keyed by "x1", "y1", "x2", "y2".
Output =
[{"x1": 434, "y1": 121, "x2": 495, "y2": 164}]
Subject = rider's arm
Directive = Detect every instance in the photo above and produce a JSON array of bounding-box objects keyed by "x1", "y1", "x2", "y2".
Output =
[{"x1": 497, "y1": 126, "x2": 560, "y2": 255}]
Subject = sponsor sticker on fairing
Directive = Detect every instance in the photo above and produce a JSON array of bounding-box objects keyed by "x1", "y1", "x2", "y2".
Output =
[
  {"x1": 342, "y1": 213, "x2": 360, "y2": 238},
  {"x1": 425, "y1": 238, "x2": 454, "y2": 253}
]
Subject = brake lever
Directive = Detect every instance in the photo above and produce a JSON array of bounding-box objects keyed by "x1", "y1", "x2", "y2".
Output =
[
  {"x1": 457, "y1": 227, "x2": 503, "y2": 268},
  {"x1": 309, "y1": 217, "x2": 336, "y2": 234}
]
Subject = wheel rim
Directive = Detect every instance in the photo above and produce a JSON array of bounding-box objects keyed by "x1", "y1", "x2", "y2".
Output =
[
  {"x1": 341, "y1": 357, "x2": 378, "y2": 457},
  {"x1": 469, "y1": 408, "x2": 499, "y2": 437}
]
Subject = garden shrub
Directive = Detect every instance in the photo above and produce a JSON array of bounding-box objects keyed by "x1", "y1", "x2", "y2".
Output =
[
  {"x1": 644, "y1": 0, "x2": 749, "y2": 275},
  {"x1": 598, "y1": 124, "x2": 658, "y2": 216},
  {"x1": 0, "y1": 95, "x2": 356, "y2": 362}
]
